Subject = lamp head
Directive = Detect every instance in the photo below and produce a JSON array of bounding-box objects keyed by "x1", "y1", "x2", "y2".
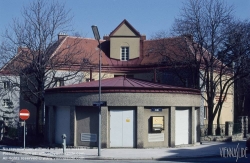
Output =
[{"x1": 91, "y1": 25, "x2": 100, "y2": 41}]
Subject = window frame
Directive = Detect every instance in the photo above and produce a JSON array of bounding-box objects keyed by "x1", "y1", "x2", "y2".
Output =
[
  {"x1": 120, "y1": 47, "x2": 129, "y2": 61},
  {"x1": 204, "y1": 106, "x2": 208, "y2": 119},
  {"x1": 3, "y1": 81, "x2": 11, "y2": 89},
  {"x1": 54, "y1": 77, "x2": 64, "y2": 87},
  {"x1": 3, "y1": 99, "x2": 13, "y2": 108}
]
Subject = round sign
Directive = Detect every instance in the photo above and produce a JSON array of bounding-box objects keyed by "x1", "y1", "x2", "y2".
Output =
[{"x1": 19, "y1": 109, "x2": 30, "y2": 120}]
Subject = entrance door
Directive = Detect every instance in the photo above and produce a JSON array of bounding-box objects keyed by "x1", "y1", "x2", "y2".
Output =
[
  {"x1": 55, "y1": 106, "x2": 70, "y2": 144},
  {"x1": 110, "y1": 110, "x2": 135, "y2": 147},
  {"x1": 175, "y1": 108, "x2": 190, "y2": 145}
]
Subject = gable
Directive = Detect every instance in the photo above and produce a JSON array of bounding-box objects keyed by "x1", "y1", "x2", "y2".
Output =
[
  {"x1": 109, "y1": 20, "x2": 141, "y2": 60},
  {"x1": 112, "y1": 24, "x2": 137, "y2": 36},
  {"x1": 109, "y1": 19, "x2": 141, "y2": 37}
]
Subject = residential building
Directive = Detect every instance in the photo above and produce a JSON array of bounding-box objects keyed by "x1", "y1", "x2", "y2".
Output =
[{"x1": 0, "y1": 19, "x2": 234, "y2": 146}]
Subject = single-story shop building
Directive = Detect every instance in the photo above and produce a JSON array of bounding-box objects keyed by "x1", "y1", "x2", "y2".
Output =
[{"x1": 45, "y1": 76, "x2": 201, "y2": 148}]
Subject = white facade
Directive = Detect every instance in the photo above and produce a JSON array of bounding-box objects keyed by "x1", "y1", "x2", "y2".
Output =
[{"x1": 0, "y1": 75, "x2": 20, "y2": 127}]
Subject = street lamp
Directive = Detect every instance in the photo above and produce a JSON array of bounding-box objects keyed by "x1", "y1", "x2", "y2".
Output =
[{"x1": 91, "y1": 25, "x2": 101, "y2": 156}]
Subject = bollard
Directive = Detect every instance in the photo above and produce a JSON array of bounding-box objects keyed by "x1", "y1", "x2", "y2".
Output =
[{"x1": 62, "y1": 134, "x2": 66, "y2": 155}]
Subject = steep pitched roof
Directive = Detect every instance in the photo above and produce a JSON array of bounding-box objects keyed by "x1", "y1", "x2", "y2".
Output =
[
  {"x1": 0, "y1": 36, "x2": 66, "y2": 75},
  {"x1": 0, "y1": 48, "x2": 31, "y2": 75},
  {"x1": 109, "y1": 19, "x2": 141, "y2": 37},
  {"x1": 46, "y1": 76, "x2": 200, "y2": 94}
]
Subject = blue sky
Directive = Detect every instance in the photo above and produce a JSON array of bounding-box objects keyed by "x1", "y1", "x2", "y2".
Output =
[{"x1": 0, "y1": 0, "x2": 249, "y2": 40}]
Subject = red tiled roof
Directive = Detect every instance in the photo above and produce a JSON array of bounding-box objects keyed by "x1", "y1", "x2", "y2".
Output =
[
  {"x1": 53, "y1": 35, "x2": 191, "y2": 68},
  {"x1": 1, "y1": 19, "x2": 225, "y2": 75},
  {"x1": 46, "y1": 76, "x2": 200, "y2": 94}
]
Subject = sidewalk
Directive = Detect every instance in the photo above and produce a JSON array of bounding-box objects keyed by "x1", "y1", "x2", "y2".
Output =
[{"x1": 0, "y1": 141, "x2": 247, "y2": 160}]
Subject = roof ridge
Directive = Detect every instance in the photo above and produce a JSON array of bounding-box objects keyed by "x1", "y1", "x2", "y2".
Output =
[
  {"x1": 66, "y1": 36, "x2": 105, "y2": 42},
  {"x1": 146, "y1": 36, "x2": 184, "y2": 42}
]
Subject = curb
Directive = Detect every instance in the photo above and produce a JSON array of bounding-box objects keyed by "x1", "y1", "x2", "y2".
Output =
[{"x1": 0, "y1": 149, "x2": 221, "y2": 160}]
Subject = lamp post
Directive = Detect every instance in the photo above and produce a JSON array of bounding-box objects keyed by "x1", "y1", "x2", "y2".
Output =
[{"x1": 91, "y1": 25, "x2": 101, "y2": 156}]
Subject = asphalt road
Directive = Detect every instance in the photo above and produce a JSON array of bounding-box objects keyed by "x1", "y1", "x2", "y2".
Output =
[{"x1": 1, "y1": 151, "x2": 250, "y2": 163}]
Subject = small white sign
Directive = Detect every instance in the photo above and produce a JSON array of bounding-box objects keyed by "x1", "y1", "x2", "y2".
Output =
[{"x1": 81, "y1": 133, "x2": 97, "y2": 142}]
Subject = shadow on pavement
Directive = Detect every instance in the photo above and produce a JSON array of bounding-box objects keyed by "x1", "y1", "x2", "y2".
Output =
[{"x1": 156, "y1": 141, "x2": 248, "y2": 162}]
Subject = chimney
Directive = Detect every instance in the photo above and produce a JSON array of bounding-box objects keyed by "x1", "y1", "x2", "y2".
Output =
[
  {"x1": 17, "y1": 47, "x2": 29, "y2": 53},
  {"x1": 58, "y1": 32, "x2": 67, "y2": 40},
  {"x1": 182, "y1": 34, "x2": 193, "y2": 41},
  {"x1": 103, "y1": 34, "x2": 110, "y2": 40},
  {"x1": 140, "y1": 35, "x2": 146, "y2": 40}
]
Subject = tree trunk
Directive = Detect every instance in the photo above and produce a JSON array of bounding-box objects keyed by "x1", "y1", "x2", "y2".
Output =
[
  {"x1": 207, "y1": 113, "x2": 214, "y2": 135},
  {"x1": 35, "y1": 99, "x2": 44, "y2": 145},
  {"x1": 216, "y1": 106, "x2": 222, "y2": 135}
]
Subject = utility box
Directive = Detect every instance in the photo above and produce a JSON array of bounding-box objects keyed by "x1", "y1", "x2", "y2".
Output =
[{"x1": 152, "y1": 116, "x2": 164, "y2": 131}]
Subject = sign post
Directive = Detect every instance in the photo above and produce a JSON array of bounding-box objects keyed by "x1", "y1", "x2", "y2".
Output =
[
  {"x1": 24, "y1": 120, "x2": 25, "y2": 149},
  {"x1": 19, "y1": 109, "x2": 30, "y2": 149}
]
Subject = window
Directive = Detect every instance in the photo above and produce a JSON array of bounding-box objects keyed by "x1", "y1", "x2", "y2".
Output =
[
  {"x1": 121, "y1": 47, "x2": 129, "y2": 61},
  {"x1": 54, "y1": 77, "x2": 64, "y2": 87},
  {"x1": 83, "y1": 58, "x2": 89, "y2": 64},
  {"x1": 85, "y1": 78, "x2": 94, "y2": 82},
  {"x1": 3, "y1": 81, "x2": 11, "y2": 89},
  {"x1": 3, "y1": 99, "x2": 13, "y2": 108},
  {"x1": 204, "y1": 106, "x2": 207, "y2": 119}
]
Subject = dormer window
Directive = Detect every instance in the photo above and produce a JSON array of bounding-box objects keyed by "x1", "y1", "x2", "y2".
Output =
[{"x1": 121, "y1": 47, "x2": 129, "y2": 61}]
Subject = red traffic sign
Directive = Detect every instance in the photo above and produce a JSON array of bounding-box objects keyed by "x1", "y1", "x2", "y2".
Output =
[{"x1": 19, "y1": 109, "x2": 30, "y2": 120}]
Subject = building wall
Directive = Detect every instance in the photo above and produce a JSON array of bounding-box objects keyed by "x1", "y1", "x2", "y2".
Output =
[
  {"x1": 203, "y1": 93, "x2": 234, "y2": 125},
  {"x1": 0, "y1": 75, "x2": 20, "y2": 127},
  {"x1": 199, "y1": 70, "x2": 234, "y2": 125},
  {"x1": 46, "y1": 91, "x2": 200, "y2": 148},
  {"x1": 112, "y1": 24, "x2": 137, "y2": 36},
  {"x1": 90, "y1": 72, "x2": 114, "y2": 81},
  {"x1": 143, "y1": 107, "x2": 169, "y2": 147},
  {"x1": 75, "y1": 106, "x2": 99, "y2": 146},
  {"x1": 109, "y1": 20, "x2": 140, "y2": 60},
  {"x1": 110, "y1": 37, "x2": 140, "y2": 60},
  {"x1": 19, "y1": 70, "x2": 88, "y2": 125},
  {"x1": 46, "y1": 92, "x2": 201, "y2": 107},
  {"x1": 213, "y1": 94, "x2": 234, "y2": 124}
]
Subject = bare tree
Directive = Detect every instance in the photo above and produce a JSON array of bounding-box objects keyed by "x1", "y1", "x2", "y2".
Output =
[
  {"x1": 227, "y1": 21, "x2": 250, "y2": 120},
  {"x1": 173, "y1": 0, "x2": 250, "y2": 135},
  {"x1": 151, "y1": 0, "x2": 250, "y2": 135},
  {"x1": 0, "y1": 0, "x2": 89, "y2": 137}
]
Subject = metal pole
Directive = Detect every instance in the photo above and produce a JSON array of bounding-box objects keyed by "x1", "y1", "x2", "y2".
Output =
[
  {"x1": 91, "y1": 25, "x2": 101, "y2": 156},
  {"x1": 98, "y1": 43, "x2": 102, "y2": 156},
  {"x1": 24, "y1": 120, "x2": 25, "y2": 149}
]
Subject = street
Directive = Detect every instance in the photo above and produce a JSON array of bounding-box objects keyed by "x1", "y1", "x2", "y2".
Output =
[{"x1": 1, "y1": 151, "x2": 249, "y2": 163}]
